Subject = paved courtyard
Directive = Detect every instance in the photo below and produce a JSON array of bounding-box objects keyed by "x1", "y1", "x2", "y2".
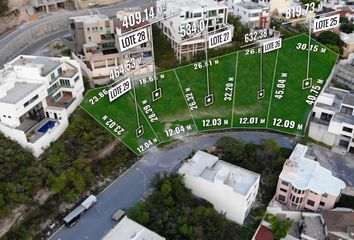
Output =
[{"x1": 309, "y1": 143, "x2": 354, "y2": 187}]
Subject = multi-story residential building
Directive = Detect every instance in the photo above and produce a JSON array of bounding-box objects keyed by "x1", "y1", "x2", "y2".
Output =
[
  {"x1": 30, "y1": 0, "x2": 67, "y2": 14},
  {"x1": 102, "y1": 216, "x2": 165, "y2": 240},
  {"x1": 65, "y1": 14, "x2": 118, "y2": 84},
  {"x1": 178, "y1": 151, "x2": 260, "y2": 224},
  {"x1": 333, "y1": 53, "x2": 354, "y2": 90},
  {"x1": 308, "y1": 87, "x2": 354, "y2": 154},
  {"x1": 341, "y1": 32, "x2": 354, "y2": 58},
  {"x1": 275, "y1": 144, "x2": 346, "y2": 211},
  {"x1": 227, "y1": 1, "x2": 270, "y2": 29},
  {"x1": 156, "y1": 0, "x2": 234, "y2": 61},
  {"x1": 0, "y1": 55, "x2": 84, "y2": 157},
  {"x1": 65, "y1": 13, "x2": 154, "y2": 85}
]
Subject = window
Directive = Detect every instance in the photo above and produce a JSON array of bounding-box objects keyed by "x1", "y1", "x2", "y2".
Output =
[
  {"x1": 50, "y1": 72, "x2": 55, "y2": 80},
  {"x1": 320, "y1": 112, "x2": 332, "y2": 121},
  {"x1": 307, "y1": 199, "x2": 315, "y2": 207},
  {"x1": 280, "y1": 188, "x2": 287, "y2": 192},
  {"x1": 24, "y1": 95, "x2": 39, "y2": 108},
  {"x1": 208, "y1": 10, "x2": 217, "y2": 17},
  {"x1": 218, "y1": 9, "x2": 224, "y2": 14},
  {"x1": 58, "y1": 67, "x2": 62, "y2": 75},
  {"x1": 340, "y1": 106, "x2": 353, "y2": 115},
  {"x1": 323, "y1": 193, "x2": 328, "y2": 197},
  {"x1": 282, "y1": 181, "x2": 289, "y2": 186},
  {"x1": 87, "y1": 27, "x2": 90, "y2": 32},
  {"x1": 88, "y1": 36, "x2": 91, "y2": 41},
  {"x1": 343, "y1": 126, "x2": 353, "y2": 133},
  {"x1": 320, "y1": 201, "x2": 325, "y2": 207},
  {"x1": 339, "y1": 139, "x2": 349, "y2": 148},
  {"x1": 193, "y1": 12, "x2": 202, "y2": 18},
  {"x1": 278, "y1": 194, "x2": 286, "y2": 202}
]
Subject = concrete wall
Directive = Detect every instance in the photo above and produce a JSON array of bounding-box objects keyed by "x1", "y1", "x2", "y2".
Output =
[
  {"x1": 182, "y1": 173, "x2": 258, "y2": 225},
  {"x1": 0, "y1": 117, "x2": 68, "y2": 157},
  {"x1": 308, "y1": 122, "x2": 336, "y2": 146},
  {"x1": 0, "y1": 18, "x2": 69, "y2": 66}
]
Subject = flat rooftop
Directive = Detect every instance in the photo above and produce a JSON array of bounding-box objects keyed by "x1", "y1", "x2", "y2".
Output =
[
  {"x1": 332, "y1": 112, "x2": 354, "y2": 125},
  {"x1": 102, "y1": 216, "x2": 165, "y2": 240},
  {"x1": 0, "y1": 82, "x2": 42, "y2": 104},
  {"x1": 12, "y1": 56, "x2": 62, "y2": 76},
  {"x1": 343, "y1": 94, "x2": 354, "y2": 106},
  {"x1": 180, "y1": 151, "x2": 260, "y2": 196},
  {"x1": 302, "y1": 216, "x2": 325, "y2": 239},
  {"x1": 168, "y1": 0, "x2": 226, "y2": 11},
  {"x1": 315, "y1": 87, "x2": 348, "y2": 112},
  {"x1": 237, "y1": 2, "x2": 266, "y2": 10},
  {"x1": 280, "y1": 144, "x2": 345, "y2": 197},
  {"x1": 70, "y1": 14, "x2": 109, "y2": 24}
]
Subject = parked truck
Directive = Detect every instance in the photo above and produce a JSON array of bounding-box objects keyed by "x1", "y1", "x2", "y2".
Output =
[{"x1": 63, "y1": 195, "x2": 97, "y2": 227}]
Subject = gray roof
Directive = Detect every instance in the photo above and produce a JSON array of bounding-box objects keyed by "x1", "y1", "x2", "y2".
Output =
[
  {"x1": 335, "y1": 64, "x2": 354, "y2": 84},
  {"x1": 343, "y1": 94, "x2": 354, "y2": 107},
  {"x1": 302, "y1": 216, "x2": 325, "y2": 240},
  {"x1": 0, "y1": 82, "x2": 42, "y2": 104},
  {"x1": 237, "y1": 2, "x2": 266, "y2": 9},
  {"x1": 12, "y1": 56, "x2": 62, "y2": 76},
  {"x1": 332, "y1": 112, "x2": 354, "y2": 125}
]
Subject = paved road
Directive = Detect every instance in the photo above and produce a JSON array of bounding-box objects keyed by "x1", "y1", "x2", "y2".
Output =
[{"x1": 50, "y1": 131, "x2": 295, "y2": 240}]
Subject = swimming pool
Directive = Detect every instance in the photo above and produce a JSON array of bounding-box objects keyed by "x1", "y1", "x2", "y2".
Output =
[{"x1": 37, "y1": 120, "x2": 56, "y2": 133}]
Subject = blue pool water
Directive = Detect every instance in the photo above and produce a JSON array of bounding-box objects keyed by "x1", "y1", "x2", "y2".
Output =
[{"x1": 37, "y1": 121, "x2": 56, "y2": 133}]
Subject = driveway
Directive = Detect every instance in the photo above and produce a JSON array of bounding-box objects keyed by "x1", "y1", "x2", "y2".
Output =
[
  {"x1": 310, "y1": 143, "x2": 354, "y2": 187},
  {"x1": 50, "y1": 131, "x2": 295, "y2": 240}
]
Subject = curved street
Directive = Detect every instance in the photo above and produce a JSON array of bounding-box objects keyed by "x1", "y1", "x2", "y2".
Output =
[{"x1": 50, "y1": 131, "x2": 296, "y2": 240}]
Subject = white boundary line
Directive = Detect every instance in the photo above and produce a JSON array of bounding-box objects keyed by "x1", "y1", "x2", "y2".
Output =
[
  {"x1": 266, "y1": 49, "x2": 280, "y2": 128},
  {"x1": 129, "y1": 91, "x2": 162, "y2": 143},
  {"x1": 231, "y1": 52, "x2": 239, "y2": 127},
  {"x1": 173, "y1": 69, "x2": 199, "y2": 132}
]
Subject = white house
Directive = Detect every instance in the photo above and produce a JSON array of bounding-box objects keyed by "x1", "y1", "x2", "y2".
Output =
[
  {"x1": 308, "y1": 87, "x2": 354, "y2": 154},
  {"x1": 156, "y1": 0, "x2": 234, "y2": 61},
  {"x1": 178, "y1": 151, "x2": 260, "y2": 225},
  {"x1": 228, "y1": 1, "x2": 270, "y2": 29},
  {"x1": 102, "y1": 216, "x2": 165, "y2": 240},
  {"x1": 0, "y1": 55, "x2": 84, "y2": 157}
]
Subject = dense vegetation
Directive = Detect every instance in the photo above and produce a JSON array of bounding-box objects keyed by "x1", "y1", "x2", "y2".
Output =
[
  {"x1": 152, "y1": 24, "x2": 179, "y2": 70},
  {"x1": 215, "y1": 137, "x2": 291, "y2": 204},
  {"x1": 128, "y1": 173, "x2": 251, "y2": 240},
  {"x1": 129, "y1": 137, "x2": 292, "y2": 240},
  {"x1": 316, "y1": 31, "x2": 345, "y2": 54},
  {"x1": 0, "y1": 135, "x2": 41, "y2": 218},
  {"x1": 0, "y1": 0, "x2": 8, "y2": 15},
  {"x1": 264, "y1": 213, "x2": 293, "y2": 240},
  {"x1": 1, "y1": 108, "x2": 135, "y2": 238}
]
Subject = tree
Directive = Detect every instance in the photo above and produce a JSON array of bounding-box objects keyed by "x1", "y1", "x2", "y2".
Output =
[
  {"x1": 265, "y1": 213, "x2": 293, "y2": 240},
  {"x1": 317, "y1": 31, "x2": 345, "y2": 54},
  {"x1": 340, "y1": 23, "x2": 354, "y2": 34},
  {"x1": 216, "y1": 136, "x2": 245, "y2": 162},
  {"x1": 0, "y1": 0, "x2": 8, "y2": 15}
]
